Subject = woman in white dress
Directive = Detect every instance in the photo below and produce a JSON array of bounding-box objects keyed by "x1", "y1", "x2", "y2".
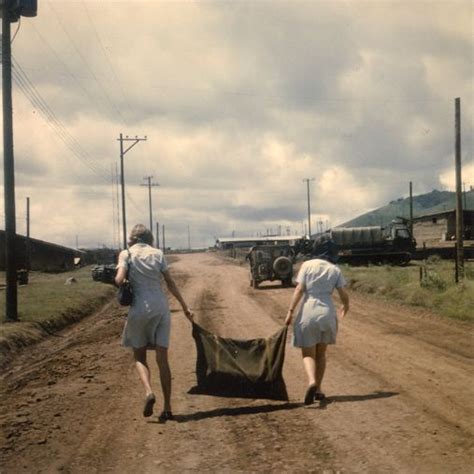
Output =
[
  {"x1": 285, "y1": 235, "x2": 349, "y2": 405},
  {"x1": 115, "y1": 224, "x2": 193, "y2": 420}
]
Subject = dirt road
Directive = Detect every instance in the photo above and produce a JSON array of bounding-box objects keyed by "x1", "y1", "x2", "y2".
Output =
[{"x1": 1, "y1": 253, "x2": 472, "y2": 473}]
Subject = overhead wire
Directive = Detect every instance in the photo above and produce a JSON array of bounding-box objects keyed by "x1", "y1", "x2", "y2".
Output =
[
  {"x1": 30, "y1": 23, "x2": 112, "y2": 118},
  {"x1": 81, "y1": 0, "x2": 134, "y2": 122},
  {"x1": 48, "y1": 0, "x2": 128, "y2": 126},
  {"x1": 12, "y1": 56, "x2": 110, "y2": 181},
  {"x1": 11, "y1": 17, "x2": 21, "y2": 44},
  {"x1": 12, "y1": 57, "x2": 144, "y2": 220}
]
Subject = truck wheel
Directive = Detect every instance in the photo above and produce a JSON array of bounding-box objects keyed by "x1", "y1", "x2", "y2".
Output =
[{"x1": 273, "y1": 256, "x2": 292, "y2": 277}]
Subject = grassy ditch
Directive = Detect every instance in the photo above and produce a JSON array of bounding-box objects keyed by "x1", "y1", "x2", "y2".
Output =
[
  {"x1": 0, "y1": 266, "x2": 115, "y2": 359},
  {"x1": 341, "y1": 258, "x2": 474, "y2": 322}
]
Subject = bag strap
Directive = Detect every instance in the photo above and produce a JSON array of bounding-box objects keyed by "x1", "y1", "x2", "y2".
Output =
[{"x1": 126, "y1": 249, "x2": 132, "y2": 278}]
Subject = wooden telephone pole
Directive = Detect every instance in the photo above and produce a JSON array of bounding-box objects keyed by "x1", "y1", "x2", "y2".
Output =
[
  {"x1": 162, "y1": 224, "x2": 166, "y2": 254},
  {"x1": 117, "y1": 133, "x2": 147, "y2": 249},
  {"x1": 303, "y1": 178, "x2": 315, "y2": 238},
  {"x1": 3, "y1": 1, "x2": 17, "y2": 321},
  {"x1": 454, "y1": 98, "x2": 464, "y2": 282},
  {"x1": 141, "y1": 176, "x2": 159, "y2": 232}
]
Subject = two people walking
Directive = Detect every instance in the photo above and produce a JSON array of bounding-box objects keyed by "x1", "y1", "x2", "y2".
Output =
[{"x1": 116, "y1": 225, "x2": 349, "y2": 417}]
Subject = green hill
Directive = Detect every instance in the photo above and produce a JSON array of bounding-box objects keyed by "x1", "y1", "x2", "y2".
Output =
[{"x1": 341, "y1": 189, "x2": 474, "y2": 228}]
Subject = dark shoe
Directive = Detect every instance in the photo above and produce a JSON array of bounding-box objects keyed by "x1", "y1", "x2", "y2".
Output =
[
  {"x1": 314, "y1": 390, "x2": 326, "y2": 401},
  {"x1": 143, "y1": 393, "x2": 156, "y2": 417},
  {"x1": 304, "y1": 385, "x2": 316, "y2": 405},
  {"x1": 158, "y1": 411, "x2": 174, "y2": 422}
]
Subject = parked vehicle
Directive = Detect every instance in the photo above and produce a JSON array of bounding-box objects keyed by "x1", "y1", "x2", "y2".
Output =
[
  {"x1": 247, "y1": 244, "x2": 294, "y2": 288},
  {"x1": 294, "y1": 220, "x2": 416, "y2": 265},
  {"x1": 91, "y1": 264, "x2": 117, "y2": 284},
  {"x1": 328, "y1": 220, "x2": 416, "y2": 265}
]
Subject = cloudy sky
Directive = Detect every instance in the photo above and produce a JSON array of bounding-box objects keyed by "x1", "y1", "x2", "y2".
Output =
[{"x1": 1, "y1": 0, "x2": 473, "y2": 249}]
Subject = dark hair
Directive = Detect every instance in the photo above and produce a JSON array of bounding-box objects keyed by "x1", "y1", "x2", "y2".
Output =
[
  {"x1": 311, "y1": 234, "x2": 339, "y2": 263},
  {"x1": 128, "y1": 224, "x2": 154, "y2": 246}
]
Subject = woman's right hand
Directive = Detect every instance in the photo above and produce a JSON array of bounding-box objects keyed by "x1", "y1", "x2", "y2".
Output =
[{"x1": 338, "y1": 306, "x2": 348, "y2": 319}]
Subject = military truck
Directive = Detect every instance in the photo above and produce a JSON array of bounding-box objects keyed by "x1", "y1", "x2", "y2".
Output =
[
  {"x1": 247, "y1": 244, "x2": 294, "y2": 288},
  {"x1": 328, "y1": 220, "x2": 416, "y2": 265}
]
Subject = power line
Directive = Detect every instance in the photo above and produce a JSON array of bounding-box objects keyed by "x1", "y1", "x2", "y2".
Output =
[
  {"x1": 48, "y1": 1, "x2": 127, "y2": 125},
  {"x1": 30, "y1": 23, "x2": 111, "y2": 117},
  {"x1": 80, "y1": 0, "x2": 134, "y2": 121},
  {"x1": 12, "y1": 56, "x2": 110, "y2": 181},
  {"x1": 11, "y1": 16, "x2": 21, "y2": 43}
]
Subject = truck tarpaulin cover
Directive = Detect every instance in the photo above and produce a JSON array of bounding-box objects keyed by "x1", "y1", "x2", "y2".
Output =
[{"x1": 189, "y1": 322, "x2": 288, "y2": 401}]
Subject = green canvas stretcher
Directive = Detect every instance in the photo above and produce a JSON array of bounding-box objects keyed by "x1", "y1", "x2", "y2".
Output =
[{"x1": 189, "y1": 322, "x2": 288, "y2": 401}]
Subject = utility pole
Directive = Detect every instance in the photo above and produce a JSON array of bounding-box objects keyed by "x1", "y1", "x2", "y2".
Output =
[
  {"x1": 26, "y1": 197, "x2": 30, "y2": 271},
  {"x1": 454, "y1": 98, "x2": 464, "y2": 282},
  {"x1": 2, "y1": 1, "x2": 17, "y2": 321},
  {"x1": 162, "y1": 224, "x2": 166, "y2": 254},
  {"x1": 156, "y1": 221, "x2": 160, "y2": 248},
  {"x1": 117, "y1": 133, "x2": 147, "y2": 249},
  {"x1": 187, "y1": 225, "x2": 191, "y2": 250},
  {"x1": 303, "y1": 178, "x2": 315, "y2": 238},
  {"x1": 140, "y1": 176, "x2": 159, "y2": 231},
  {"x1": 409, "y1": 181, "x2": 414, "y2": 235},
  {"x1": 2, "y1": 3, "x2": 37, "y2": 321},
  {"x1": 115, "y1": 163, "x2": 120, "y2": 249}
]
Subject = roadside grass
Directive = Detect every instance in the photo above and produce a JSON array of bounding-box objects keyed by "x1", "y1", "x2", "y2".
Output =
[
  {"x1": 341, "y1": 259, "x2": 474, "y2": 322},
  {"x1": 0, "y1": 266, "x2": 115, "y2": 355}
]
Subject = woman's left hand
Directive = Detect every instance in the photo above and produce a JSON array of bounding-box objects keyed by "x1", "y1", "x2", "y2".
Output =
[{"x1": 284, "y1": 310, "x2": 293, "y2": 326}]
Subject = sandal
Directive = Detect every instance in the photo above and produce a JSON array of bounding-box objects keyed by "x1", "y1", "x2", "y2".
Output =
[
  {"x1": 158, "y1": 411, "x2": 174, "y2": 422},
  {"x1": 143, "y1": 393, "x2": 156, "y2": 417},
  {"x1": 304, "y1": 385, "x2": 316, "y2": 405}
]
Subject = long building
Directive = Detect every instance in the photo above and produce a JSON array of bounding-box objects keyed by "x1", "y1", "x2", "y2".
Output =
[
  {"x1": 216, "y1": 235, "x2": 305, "y2": 250},
  {"x1": 0, "y1": 231, "x2": 83, "y2": 272}
]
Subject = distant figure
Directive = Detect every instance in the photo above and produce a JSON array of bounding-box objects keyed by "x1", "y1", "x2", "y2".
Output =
[
  {"x1": 284, "y1": 235, "x2": 349, "y2": 404},
  {"x1": 115, "y1": 224, "x2": 193, "y2": 420}
]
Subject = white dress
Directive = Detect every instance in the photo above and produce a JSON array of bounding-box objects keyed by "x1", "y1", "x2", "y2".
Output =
[
  {"x1": 117, "y1": 243, "x2": 171, "y2": 348},
  {"x1": 292, "y1": 258, "x2": 346, "y2": 347}
]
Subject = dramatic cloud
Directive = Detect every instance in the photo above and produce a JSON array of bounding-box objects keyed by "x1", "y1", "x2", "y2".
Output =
[{"x1": 0, "y1": 0, "x2": 472, "y2": 249}]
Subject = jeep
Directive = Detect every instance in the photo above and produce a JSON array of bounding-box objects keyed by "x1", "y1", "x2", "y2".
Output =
[{"x1": 247, "y1": 244, "x2": 294, "y2": 289}]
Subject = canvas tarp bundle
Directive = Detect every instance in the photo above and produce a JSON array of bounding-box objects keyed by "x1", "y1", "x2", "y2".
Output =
[{"x1": 189, "y1": 322, "x2": 288, "y2": 401}]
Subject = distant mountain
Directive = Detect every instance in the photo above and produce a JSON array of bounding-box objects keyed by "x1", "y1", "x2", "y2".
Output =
[{"x1": 340, "y1": 189, "x2": 474, "y2": 228}]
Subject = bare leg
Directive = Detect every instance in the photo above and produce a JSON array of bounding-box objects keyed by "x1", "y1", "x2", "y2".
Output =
[
  {"x1": 155, "y1": 346, "x2": 172, "y2": 412},
  {"x1": 302, "y1": 345, "x2": 317, "y2": 387},
  {"x1": 133, "y1": 347, "x2": 153, "y2": 396},
  {"x1": 315, "y1": 343, "x2": 327, "y2": 392}
]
